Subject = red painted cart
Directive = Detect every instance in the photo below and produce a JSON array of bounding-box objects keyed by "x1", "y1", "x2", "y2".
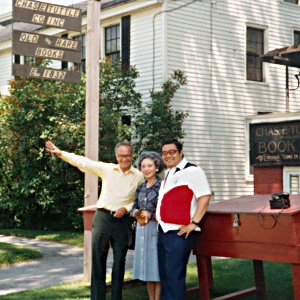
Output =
[{"x1": 194, "y1": 194, "x2": 300, "y2": 299}]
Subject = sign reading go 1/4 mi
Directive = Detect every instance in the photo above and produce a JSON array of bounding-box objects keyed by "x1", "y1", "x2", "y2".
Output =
[
  {"x1": 13, "y1": 31, "x2": 82, "y2": 63},
  {"x1": 12, "y1": 0, "x2": 82, "y2": 32},
  {"x1": 13, "y1": 64, "x2": 81, "y2": 83}
]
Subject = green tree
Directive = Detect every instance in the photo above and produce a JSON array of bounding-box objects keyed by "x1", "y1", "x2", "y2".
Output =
[
  {"x1": 99, "y1": 60, "x2": 141, "y2": 161},
  {"x1": 0, "y1": 76, "x2": 86, "y2": 230},
  {"x1": 133, "y1": 70, "x2": 188, "y2": 153},
  {"x1": 0, "y1": 59, "x2": 141, "y2": 230}
]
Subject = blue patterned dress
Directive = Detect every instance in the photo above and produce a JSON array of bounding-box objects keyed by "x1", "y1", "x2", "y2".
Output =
[{"x1": 131, "y1": 177, "x2": 161, "y2": 282}]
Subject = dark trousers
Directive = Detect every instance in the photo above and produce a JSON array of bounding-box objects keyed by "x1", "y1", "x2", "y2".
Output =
[
  {"x1": 157, "y1": 225, "x2": 196, "y2": 300},
  {"x1": 91, "y1": 209, "x2": 130, "y2": 300}
]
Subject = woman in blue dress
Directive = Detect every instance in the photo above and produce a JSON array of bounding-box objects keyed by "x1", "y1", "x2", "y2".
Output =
[{"x1": 131, "y1": 151, "x2": 163, "y2": 300}]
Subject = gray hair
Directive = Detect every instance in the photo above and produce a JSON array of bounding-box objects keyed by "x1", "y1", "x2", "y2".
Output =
[
  {"x1": 136, "y1": 151, "x2": 164, "y2": 173},
  {"x1": 115, "y1": 141, "x2": 133, "y2": 154}
]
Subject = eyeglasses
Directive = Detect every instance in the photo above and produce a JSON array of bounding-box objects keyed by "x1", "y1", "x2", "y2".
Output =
[
  {"x1": 161, "y1": 149, "x2": 178, "y2": 157},
  {"x1": 117, "y1": 154, "x2": 132, "y2": 159}
]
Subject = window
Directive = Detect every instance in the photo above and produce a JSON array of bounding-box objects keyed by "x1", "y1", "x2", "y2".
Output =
[
  {"x1": 284, "y1": 167, "x2": 300, "y2": 194},
  {"x1": 294, "y1": 31, "x2": 300, "y2": 45},
  {"x1": 122, "y1": 115, "x2": 131, "y2": 126},
  {"x1": 105, "y1": 24, "x2": 120, "y2": 61},
  {"x1": 74, "y1": 34, "x2": 86, "y2": 72},
  {"x1": 283, "y1": 0, "x2": 298, "y2": 4},
  {"x1": 246, "y1": 27, "x2": 264, "y2": 81},
  {"x1": 14, "y1": 55, "x2": 20, "y2": 64},
  {"x1": 61, "y1": 34, "x2": 68, "y2": 69},
  {"x1": 24, "y1": 56, "x2": 35, "y2": 65}
]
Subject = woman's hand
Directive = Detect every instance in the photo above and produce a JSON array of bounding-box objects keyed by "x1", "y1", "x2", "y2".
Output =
[
  {"x1": 135, "y1": 210, "x2": 150, "y2": 226},
  {"x1": 140, "y1": 210, "x2": 150, "y2": 221},
  {"x1": 45, "y1": 141, "x2": 62, "y2": 157}
]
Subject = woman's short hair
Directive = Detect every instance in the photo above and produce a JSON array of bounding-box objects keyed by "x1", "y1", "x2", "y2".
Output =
[{"x1": 136, "y1": 151, "x2": 164, "y2": 173}]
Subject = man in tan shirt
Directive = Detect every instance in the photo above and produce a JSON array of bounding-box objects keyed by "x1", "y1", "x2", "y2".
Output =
[{"x1": 46, "y1": 141, "x2": 143, "y2": 300}]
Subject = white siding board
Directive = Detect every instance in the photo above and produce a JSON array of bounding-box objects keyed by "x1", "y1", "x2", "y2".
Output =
[
  {"x1": 0, "y1": 51, "x2": 12, "y2": 89},
  {"x1": 165, "y1": 0, "x2": 300, "y2": 201},
  {"x1": 131, "y1": 5, "x2": 164, "y2": 96}
]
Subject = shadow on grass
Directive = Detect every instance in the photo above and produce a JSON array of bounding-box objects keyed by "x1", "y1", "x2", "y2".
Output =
[{"x1": 0, "y1": 259, "x2": 294, "y2": 300}]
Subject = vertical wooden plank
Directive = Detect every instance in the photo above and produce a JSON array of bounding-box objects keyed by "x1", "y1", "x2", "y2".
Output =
[
  {"x1": 292, "y1": 264, "x2": 300, "y2": 300},
  {"x1": 196, "y1": 256, "x2": 212, "y2": 300},
  {"x1": 84, "y1": 0, "x2": 100, "y2": 281},
  {"x1": 253, "y1": 260, "x2": 266, "y2": 299}
]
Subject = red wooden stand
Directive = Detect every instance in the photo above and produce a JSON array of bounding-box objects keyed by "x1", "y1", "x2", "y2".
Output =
[
  {"x1": 78, "y1": 205, "x2": 97, "y2": 231},
  {"x1": 193, "y1": 194, "x2": 300, "y2": 299}
]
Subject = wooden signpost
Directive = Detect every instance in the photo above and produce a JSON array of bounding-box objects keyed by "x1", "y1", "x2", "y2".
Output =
[
  {"x1": 12, "y1": 0, "x2": 101, "y2": 280},
  {"x1": 12, "y1": 0, "x2": 82, "y2": 83}
]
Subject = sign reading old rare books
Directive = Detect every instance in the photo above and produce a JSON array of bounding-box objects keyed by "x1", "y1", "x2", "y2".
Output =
[
  {"x1": 12, "y1": 30, "x2": 82, "y2": 63},
  {"x1": 12, "y1": 0, "x2": 82, "y2": 32},
  {"x1": 250, "y1": 121, "x2": 300, "y2": 166}
]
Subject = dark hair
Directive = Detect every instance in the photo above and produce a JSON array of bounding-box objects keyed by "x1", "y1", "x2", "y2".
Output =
[
  {"x1": 161, "y1": 139, "x2": 183, "y2": 152},
  {"x1": 136, "y1": 151, "x2": 164, "y2": 173},
  {"x1": 115, "y1": 141, "x2": 133, "y2": 154}
]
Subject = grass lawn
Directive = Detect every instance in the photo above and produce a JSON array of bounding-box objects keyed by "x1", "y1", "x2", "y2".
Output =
[
  {"x1": 0, "y1": 259, "x2": 293, "y2": 299},
  {"x1": 0, "y1": 230, "x2": 293, "y2": 299},
  {"x1": 0, "y1": 242, "x2": 43, "y2": 267}
]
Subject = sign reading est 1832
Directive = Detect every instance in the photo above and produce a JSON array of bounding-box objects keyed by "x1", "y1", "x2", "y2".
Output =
[
  {"x1": 13, "y1": 64, "x2": 80, "y2": 83},
  {"x1": 250, "y1": 120, "x2": 300, "y2": 166}
]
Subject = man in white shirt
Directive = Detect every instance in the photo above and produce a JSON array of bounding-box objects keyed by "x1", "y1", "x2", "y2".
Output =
[{"x1": 156, "y1": 139, "x2": 211, "y2": 300}]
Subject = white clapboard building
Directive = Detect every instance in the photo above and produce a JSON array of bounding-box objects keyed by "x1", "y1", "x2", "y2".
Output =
[{"x1": 1, "y1": 0, "x2": 300, "y2": 201}]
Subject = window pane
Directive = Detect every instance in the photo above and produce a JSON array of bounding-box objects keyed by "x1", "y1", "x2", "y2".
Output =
[
  {"x1": 111, "y1": 39, "x2": 117, "y2": 52},
  {"x1": 290, "y1": 175, "x2": 299, "y2": 194},
  {"x1": 283, "y1": 0, "x2": 298, "y2": 4},
  {"x1": 73, "y1": 34, "x2": 86, "y2": 73},
  {"x1": 247, "y1": 27, "x2": 264, "y2": 81},
  {"x1": 111, "y1": 26, "x2": 116, "y2": 39},
  {"x1": 106, "y1": 28, "x2": 111, "y2": 40},
  {"x1": 105, "y1": 24, "x2": 120, "y2": 61},
  {"x1": 106, "y1": 40, "x2": 111, "y2": 53},
  {"x1": 294, "y1": 31, "x2": 300, "y2": 45}
]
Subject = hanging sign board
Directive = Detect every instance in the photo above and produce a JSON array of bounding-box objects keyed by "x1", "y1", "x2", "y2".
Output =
[
  {"x1": 12, "y1": 0, "x2": 82, "y2": 32},
  {"x1": 250, "y1": 120, "x2": 300, "y2": 166},
  {"x1": 13, "y1": 30, "x2": 82, "y2": 52},
  {"x1": 13, "y1": 64, "x2": 81, "y2": 83},
  {"x1": 13, "y1": 31, "x2": 82, "y2": 63}
]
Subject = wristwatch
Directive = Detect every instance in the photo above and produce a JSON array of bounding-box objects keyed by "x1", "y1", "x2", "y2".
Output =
[{"x1": 191, "y1": 220, "x2": 199, "y2": 226}]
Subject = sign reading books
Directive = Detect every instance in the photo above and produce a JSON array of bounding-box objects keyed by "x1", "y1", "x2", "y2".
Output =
[
  {"x1": 12, "y1": 0, "x2": 82, "y2": 83},
  {"x1": 250, "y1": 120, "x2": 300, "y2": 166}
]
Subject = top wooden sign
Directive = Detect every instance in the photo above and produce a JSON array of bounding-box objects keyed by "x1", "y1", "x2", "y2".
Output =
[{"x1": 12, "y1": 0, "x2": 82, "y2": 32}]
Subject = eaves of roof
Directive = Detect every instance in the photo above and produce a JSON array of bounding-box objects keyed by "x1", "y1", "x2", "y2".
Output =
[{"x1": 261, "y1": 45, "x2": 300, "y2": 68}]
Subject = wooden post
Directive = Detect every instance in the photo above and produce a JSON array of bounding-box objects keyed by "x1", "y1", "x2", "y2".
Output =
[{"x1": 84, "y1": 0, "x2": 100, "y2": 281}]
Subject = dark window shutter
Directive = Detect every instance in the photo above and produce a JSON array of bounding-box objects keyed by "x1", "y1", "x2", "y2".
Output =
[
  {"x1": 121, "y1": 15, "x2": 130, "y2": 67},
  {"x1": 14, "y1": 55, "x2": 20, "y2": 64},
  {"x1": 61, "y1": 34, "x2": 68, "y2": 69}
]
